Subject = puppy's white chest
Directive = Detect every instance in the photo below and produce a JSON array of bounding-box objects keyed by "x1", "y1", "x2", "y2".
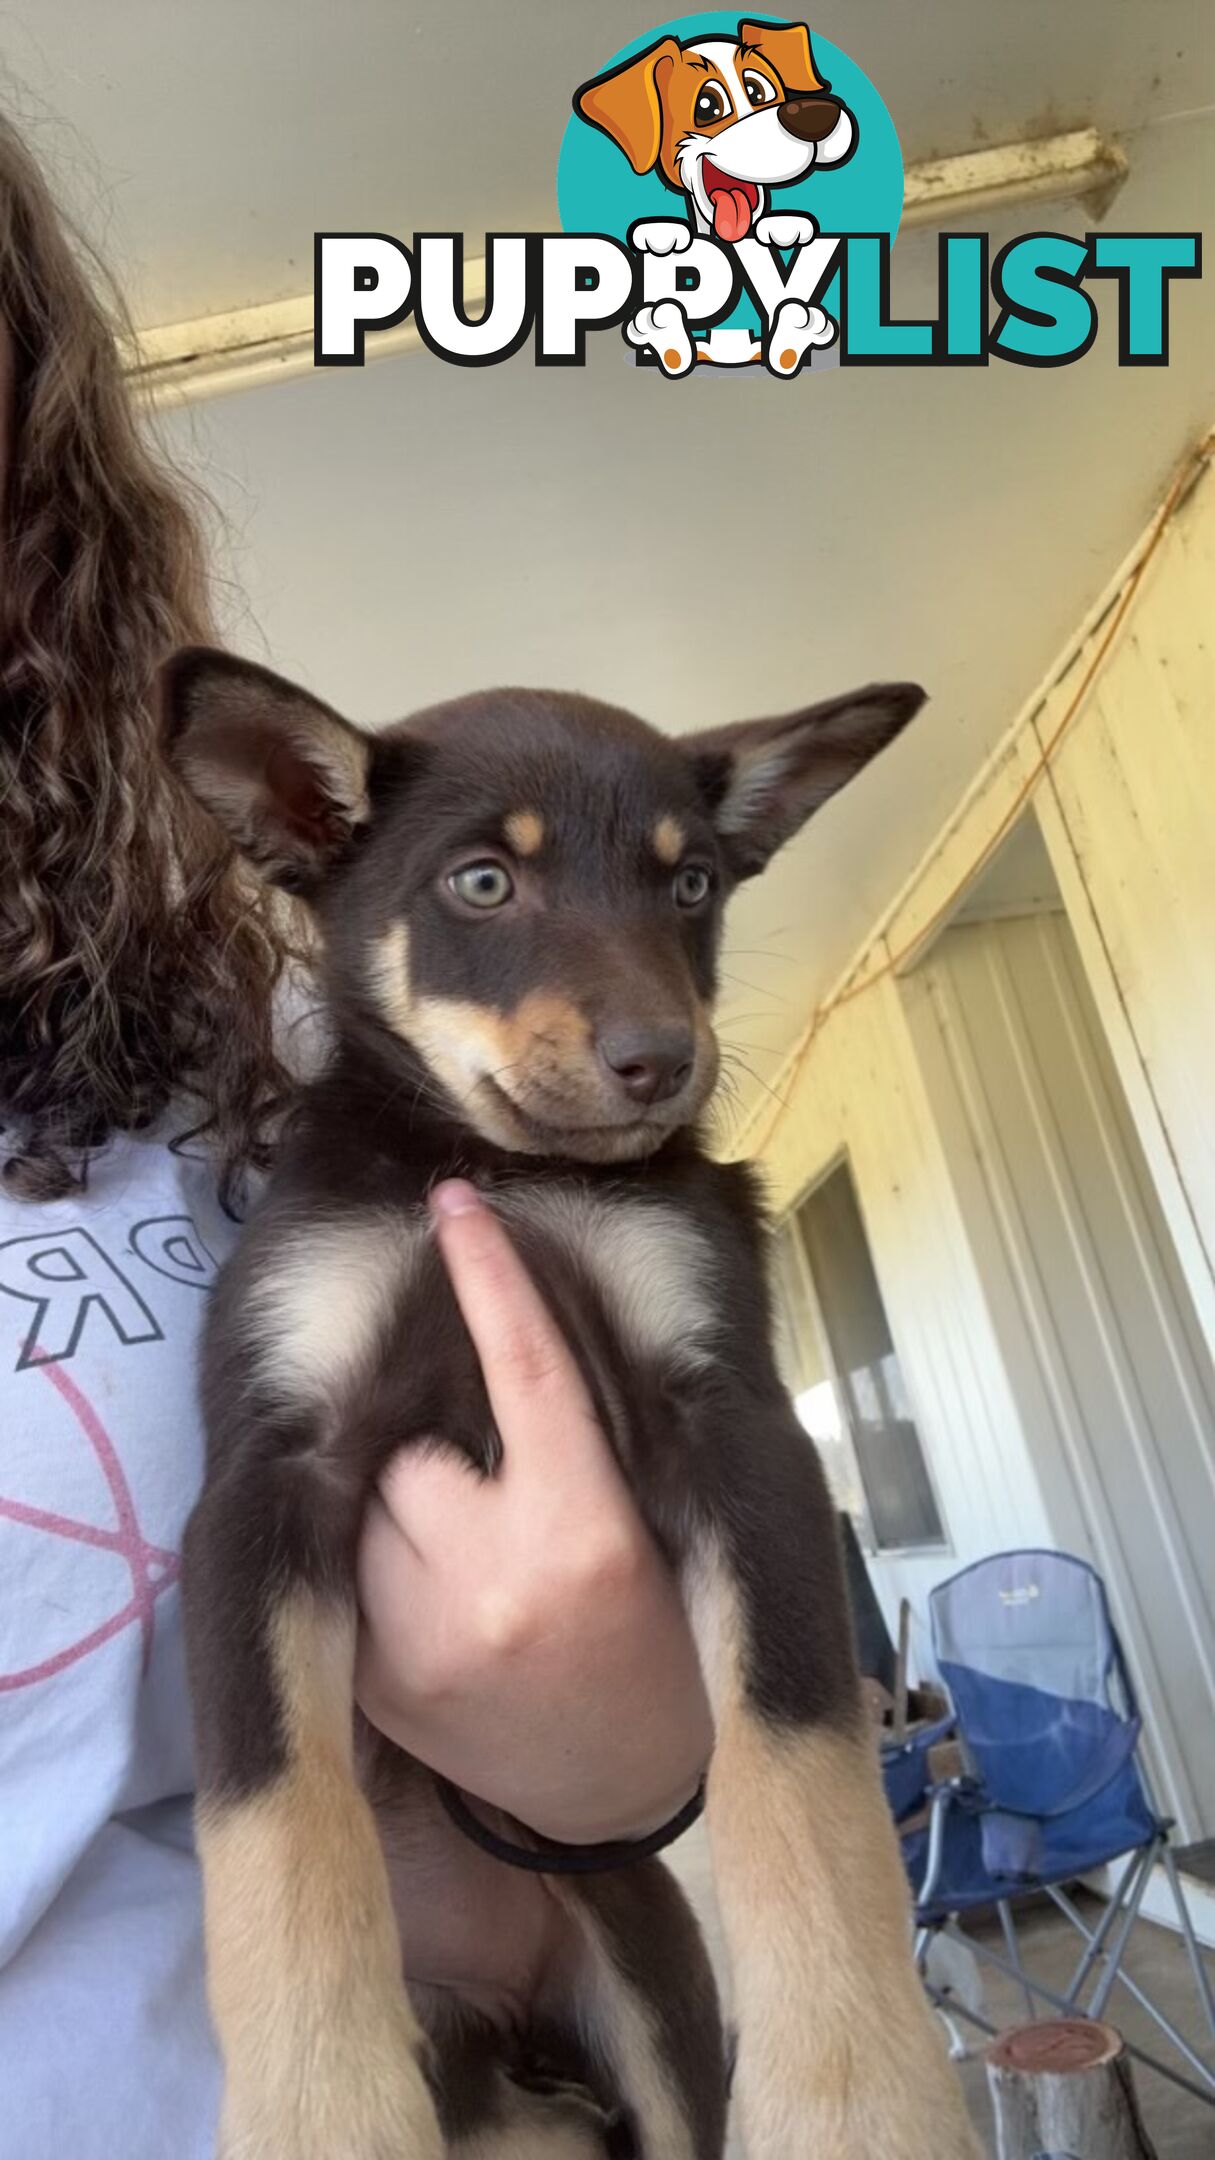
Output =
[
  {"x1": 247, "y1": 1186, "x2": 717, "y2": 1411},
  {"x1": 495, "y1": 1186, "x2": 718, "y2": 1372},
  {"x1": 248, "y1": 1213, "x2": 426, "y2": 1404}
]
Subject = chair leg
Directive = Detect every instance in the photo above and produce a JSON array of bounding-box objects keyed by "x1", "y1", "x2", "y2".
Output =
[
  {"x1": 941, "y1": 1918, "x2": 1215, "y2": 2106},
  {"x1": 937, "y1": 2009, "x2": 970, "y2": 2061},
  {"x1": 1161, "y1": 1843, "x2": 1215, "y2": 2040},
  {"x1": 997, "y1": 1899, "x2": 1036, "y2": 2023},
  {"x1": 1051, "y1": 1848, "x2": 1143, "y2": 2008},
  {"x1": 1042, "y1": 1874, "x2": 1210, "y2": 2090},
  {"x1": 1087, "y1": 1842, "x2": 1157, "y2": 2020}
]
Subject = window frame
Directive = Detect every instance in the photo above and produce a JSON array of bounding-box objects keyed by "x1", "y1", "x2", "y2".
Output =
[{"x1": 779, "y1": 1151, "x2": 951, "y2": 1560}]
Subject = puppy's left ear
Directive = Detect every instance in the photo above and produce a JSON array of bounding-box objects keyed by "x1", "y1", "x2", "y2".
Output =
[
  {"x1": 160, "y1": 647, "x2": 372, "y2": 896},
  {"x1": 683, "y1": 682, "x2": 924, "y2": 879}
]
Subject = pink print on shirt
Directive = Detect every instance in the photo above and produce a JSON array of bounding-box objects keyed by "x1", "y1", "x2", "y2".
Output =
[{"x1": 0, "y1": 1353, "x2": 180, "y2": 1691}]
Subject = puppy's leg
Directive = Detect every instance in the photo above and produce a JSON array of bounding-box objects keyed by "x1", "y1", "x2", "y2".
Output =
[
  {"x1": 541, "y1": 1861, "x2": 728, "y2": 2160},
  {"x1": 686, "y1": 1515, "x2": 981, "y2": 2160},
  {"x1": 185, "y1": 1479, "x2": 442, "y2": 2160}
]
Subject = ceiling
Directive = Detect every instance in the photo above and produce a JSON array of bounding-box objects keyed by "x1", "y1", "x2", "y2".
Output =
[
  {"x1": 5, "y1": 3, "x2": 1213, "y2": 1132},
  {"x1": 5, "y1": 2, "x2": 1212, "y2": 324}
]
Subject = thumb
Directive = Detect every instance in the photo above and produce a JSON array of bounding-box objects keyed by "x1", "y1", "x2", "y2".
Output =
[{"x1": 429, "y1": 1180, "x2": 615, "y2": 1487}]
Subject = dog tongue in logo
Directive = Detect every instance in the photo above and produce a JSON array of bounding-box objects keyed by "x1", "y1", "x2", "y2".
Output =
[{"x1": 703, "y1": 162, "x2": 758, "y2": 242}]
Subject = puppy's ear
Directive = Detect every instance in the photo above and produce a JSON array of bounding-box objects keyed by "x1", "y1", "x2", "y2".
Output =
[
  {"x1": 160, "y1": 648, "x2": 371, "y2": 895},
  {"x1": 683, "y1": 682, "x2": 924, "y2": 879},
  {"x1": 574, "y1": 38, "x2": 681, "y2": 175},
  {"x1": 737, "y1": 19, "x2": 827, "y2": 96}
]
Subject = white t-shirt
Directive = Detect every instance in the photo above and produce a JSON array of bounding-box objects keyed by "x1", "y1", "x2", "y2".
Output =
[{"x1": 0, "y1": 1128, "x2": 240, "y2": 2158}]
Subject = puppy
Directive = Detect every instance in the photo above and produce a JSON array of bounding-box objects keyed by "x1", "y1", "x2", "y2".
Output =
[{"x1": 162, "y1": 654, "x2": 982, "y2": 2160}]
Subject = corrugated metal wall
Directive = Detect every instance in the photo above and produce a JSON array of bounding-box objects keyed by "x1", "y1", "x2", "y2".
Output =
[{"x1": 911, "y1": 912, "x2": 1215, "y2": 1835}]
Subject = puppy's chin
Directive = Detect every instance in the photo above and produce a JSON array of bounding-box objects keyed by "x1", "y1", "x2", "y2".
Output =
[{"x1": 462, "y1": 1079, "x2": 684, "y2": 1163}]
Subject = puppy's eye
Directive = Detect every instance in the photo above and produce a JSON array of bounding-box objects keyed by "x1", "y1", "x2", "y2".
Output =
[
  {"x1": 673, "y1": 864, "x2": 713, "y2": 909},
  {"x1": 694, "y1": 83, "x2": 728, "y2": 126},
  {"x1": 742, "y1": 70, "x2": 778, "y2": 109},
  {"x1": 448, "y1": 861, "x2": 514, "y2": 910}
]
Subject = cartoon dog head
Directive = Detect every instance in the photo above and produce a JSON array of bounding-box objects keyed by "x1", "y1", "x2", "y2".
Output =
[
  {"x1": 162, "y1": 655, "x2": 920, "y2": 1163},
  {"x1": 575, "y1": 18, "x2": 855, "y2": 242}
]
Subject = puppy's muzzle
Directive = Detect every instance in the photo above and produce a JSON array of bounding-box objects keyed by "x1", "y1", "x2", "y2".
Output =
[{"x1": 780, "y1": 94, "x2": 844, "y2": 143}]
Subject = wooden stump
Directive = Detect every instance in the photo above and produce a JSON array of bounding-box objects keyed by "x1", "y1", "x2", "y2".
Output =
[{"x1": 986, "y1": 2019, "x2": 1158, "y2": 2160}]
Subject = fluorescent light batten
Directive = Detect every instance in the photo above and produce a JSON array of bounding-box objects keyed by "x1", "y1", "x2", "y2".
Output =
[{"x1": 900, "y1": 127, "x2": 1128, "y2": 230}]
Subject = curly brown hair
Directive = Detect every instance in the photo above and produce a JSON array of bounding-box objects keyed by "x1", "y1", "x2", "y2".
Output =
[{"x1": 0, "y1": 114, "x2": 299, "y2": 1212}]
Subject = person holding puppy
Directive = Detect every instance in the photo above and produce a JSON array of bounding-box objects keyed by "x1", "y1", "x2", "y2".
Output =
[{"x1": 0, "y1": 115, "x2": 709, "y2": 2160}]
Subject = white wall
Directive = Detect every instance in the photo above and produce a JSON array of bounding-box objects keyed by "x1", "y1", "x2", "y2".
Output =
[{"x1": 756, "y1": 455, "x2": 1215, "y2": 1750}]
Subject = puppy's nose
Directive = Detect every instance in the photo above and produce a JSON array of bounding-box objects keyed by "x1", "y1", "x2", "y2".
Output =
[
  {"x1": 599, "y1": 1025, "x2": 695, "y2": 1107},
  {"x1": 779, "y1": 93, "x2": 843, "y2": 142}
]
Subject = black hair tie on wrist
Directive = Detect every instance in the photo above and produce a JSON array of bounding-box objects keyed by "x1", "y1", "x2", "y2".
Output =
[{"x1": 434, "y1": 1773, "x2": 707, "y2": 1874}]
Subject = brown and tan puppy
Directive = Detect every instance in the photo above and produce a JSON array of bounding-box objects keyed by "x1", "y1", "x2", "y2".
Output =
[{"x1": 163, "y1": 653, "x2": 982, "y2": 2160}]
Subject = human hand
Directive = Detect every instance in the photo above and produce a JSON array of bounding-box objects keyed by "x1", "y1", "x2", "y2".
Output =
[{"x1": 355, "y1": 1178, "x2": 712, "y2": 1845}]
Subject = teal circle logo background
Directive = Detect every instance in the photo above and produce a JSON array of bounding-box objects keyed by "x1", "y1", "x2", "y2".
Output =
[{"x1": 557, "y1": 15, "x2": 904, "y2": 255}]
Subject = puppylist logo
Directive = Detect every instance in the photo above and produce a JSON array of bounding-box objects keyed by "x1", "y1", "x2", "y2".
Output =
[{"x1": 314, "y1": 12, "x2": 1201, "y2": 378}]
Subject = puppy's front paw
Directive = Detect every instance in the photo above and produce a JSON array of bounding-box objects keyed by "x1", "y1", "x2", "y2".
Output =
[
  {"x1": 755, "y1": 211, "x2": 819, "y2": 250},
  {"x1": 629, "y1": 218, "x2": 693, "y2": 255},
  {"x1": 626, "y1": 300, "x2": 695, "y2": 376}
]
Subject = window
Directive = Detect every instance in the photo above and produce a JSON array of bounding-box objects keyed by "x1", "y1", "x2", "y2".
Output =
[
  {"x1": 771, "y1": 1219, "x2": 869, "y2": 1529},
  {"x1": 779, "y1": 1160, "x2": 945, "y2": 1553}
]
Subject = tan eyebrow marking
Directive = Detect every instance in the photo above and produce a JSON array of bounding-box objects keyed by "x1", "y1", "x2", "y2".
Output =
[
  {"x1": 504, "y1": 810, "x2": 544, "y2": 857},
  {"x1": 652, "y1": 815, "x2": 686, "y2": 865}
]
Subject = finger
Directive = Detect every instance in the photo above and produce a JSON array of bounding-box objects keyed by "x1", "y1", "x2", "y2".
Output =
[
  {"x1": 377, "y1": 1440, "x2": 498, "y2": 1545},
  {"x1": 429, "y1": 1180, "x2": 609, "y2": 1474}
]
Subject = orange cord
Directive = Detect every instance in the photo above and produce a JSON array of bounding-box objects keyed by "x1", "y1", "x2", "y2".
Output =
[{"x1": 742, "y1": 425, "x2": 1215, "y2": 1162}]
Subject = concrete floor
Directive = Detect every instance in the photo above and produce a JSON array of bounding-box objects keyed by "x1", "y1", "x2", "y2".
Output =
[{"x1": 667, "y1": 1827, "x2": 1215, "y2": 2157}]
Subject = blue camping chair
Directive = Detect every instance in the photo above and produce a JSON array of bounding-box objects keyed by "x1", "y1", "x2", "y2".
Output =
[{"x1": 899, "y1": 1550, "x2": 1215, "y2": 2105}]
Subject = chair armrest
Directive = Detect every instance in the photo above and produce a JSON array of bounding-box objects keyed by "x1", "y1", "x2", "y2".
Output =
[
  {"x1": 909, "y1": 1776, "x2": 978, "y2": 1911},
  {"x1": 917, "y1": 1711, "x2": 959, "y2": 1753},
  {"x1": 914, "y1": 1783, "x2": 954, "y2": 1912}
]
